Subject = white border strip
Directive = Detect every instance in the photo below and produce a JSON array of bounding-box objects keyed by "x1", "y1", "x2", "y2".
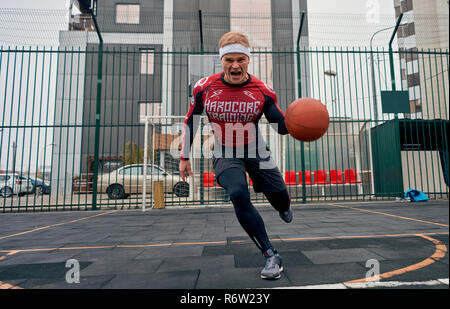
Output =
[{"x1": 271, "y1": 279, "x2": 449, "y2": 289}]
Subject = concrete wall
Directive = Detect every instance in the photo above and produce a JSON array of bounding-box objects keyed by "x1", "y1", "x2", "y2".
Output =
[
  {"x1": 55, "y1": 0, "x2": 312, "y2": 191},
  {"x1": 81, "y1": 42, "x2": 163, "y2": 172},
  {"x1": 96, "y1": 0, "x2": 165, "y2": 34},
  {"x1": 401, "y1": 150, "x2": 448, "y2": 197},
  {"x1": 56, "y1": 31, "x2": 165, "y2": 186},
  {"x1": 412, "y1": 0, "x2": 449, "y2": 49},
  {"x1": 171, "y1": 0, "x2": 231, "y2": 117},
  {"x1": 52, "y1": 43, "x2": 86, "y2": 194}
]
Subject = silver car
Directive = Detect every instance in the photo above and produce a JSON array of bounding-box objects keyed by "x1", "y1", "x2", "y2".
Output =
[
  {"x1": 98, "y1": 164, "x2": 189, "y2": 199},
  {"x1": 0, "y1": 174, "x2": 34, "y2": 198}
]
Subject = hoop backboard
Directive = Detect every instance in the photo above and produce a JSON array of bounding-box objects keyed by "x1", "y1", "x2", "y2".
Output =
[{"x1": 381, "y1": 91, "x2": 410, "y2": 114}]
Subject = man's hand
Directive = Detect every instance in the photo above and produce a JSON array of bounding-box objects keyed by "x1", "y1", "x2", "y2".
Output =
[{"x1": 179, "y1": 160, "x2": 193, "y2": 182}]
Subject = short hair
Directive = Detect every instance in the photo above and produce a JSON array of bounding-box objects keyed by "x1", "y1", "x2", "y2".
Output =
[{"x1": 218, "y1": 31, "x2": 250, "y2": 49}]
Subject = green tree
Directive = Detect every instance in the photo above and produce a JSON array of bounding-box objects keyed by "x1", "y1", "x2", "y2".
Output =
[{"x1": 122, "y1": 142, "x2": 152, "y2": 165}]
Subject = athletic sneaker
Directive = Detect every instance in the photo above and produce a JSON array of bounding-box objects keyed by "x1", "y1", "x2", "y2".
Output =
[
  {"x1": 279, "y1": 209, "x2": 293, "y2": 223},
  {"x1": 260, "y1": 249, "x2": 283, "y2": 279}
]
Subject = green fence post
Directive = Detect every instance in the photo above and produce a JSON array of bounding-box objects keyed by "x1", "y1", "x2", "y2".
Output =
[
  {"x1": 296, "y1": 11, "x2": 307, "y2": 204},
  {"x1": 198, "y1": 10, "x2": 205, "y2": 205},
  {"x1": 90, "y1": 9, "x2": 103, "y2": 211}
]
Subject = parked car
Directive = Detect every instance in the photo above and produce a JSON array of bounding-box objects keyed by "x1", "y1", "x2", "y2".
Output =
[
  {"x1": 27, "y1": 176, "x2": 51, "y2": 195},
  {"x1": 98, "y1": 164, "x2": 189, "y2": 199},
  {"x1": 0, "y1": 174, "x2": 34, "y2": 198}
]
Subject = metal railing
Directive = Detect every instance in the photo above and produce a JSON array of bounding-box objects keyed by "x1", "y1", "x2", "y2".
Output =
[{"x1": 0, "y1": 47, "x2": 448, "y2": 212}]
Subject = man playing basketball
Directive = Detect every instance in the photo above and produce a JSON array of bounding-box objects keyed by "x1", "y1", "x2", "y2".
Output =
[{"x1": 179, "y1": 31, "x2": 293, "y2": 280}]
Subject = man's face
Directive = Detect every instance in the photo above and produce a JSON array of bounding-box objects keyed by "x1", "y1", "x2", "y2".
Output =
[{"x1": 221, "y1": 53, "x2": 250, "y2": 84}]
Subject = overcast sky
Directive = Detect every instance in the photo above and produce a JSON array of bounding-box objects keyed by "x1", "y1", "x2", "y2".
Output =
[
  {"x1": 0, "y1": 0, "x2": 67, "y2": 9},
  {"x1": 307, "y1": 0, "x2": 398, "y2": 47},
  {"x1": 0, "y1": 1, "x2": 68, "y2": 46},
  {"x1": 0, "y1": 0, "x2": 399, "y2": 47}
]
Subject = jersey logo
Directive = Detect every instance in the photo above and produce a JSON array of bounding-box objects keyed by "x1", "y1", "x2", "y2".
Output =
[
  {"x1": 243, "y1": 90, "x2": 256, "y2": 100},
  {"x1": 208, "y1": 89, "x2": 223, "y2": 99}
]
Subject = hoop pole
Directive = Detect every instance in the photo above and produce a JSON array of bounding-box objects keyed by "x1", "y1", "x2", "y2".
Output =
[{"x1": 388, "y1": 13, "x2": 403, "y2": 92}]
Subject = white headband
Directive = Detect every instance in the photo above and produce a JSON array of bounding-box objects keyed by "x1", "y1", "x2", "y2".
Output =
[{"x1": 219, "y1": 43, "x2": 251, "y2": 58}]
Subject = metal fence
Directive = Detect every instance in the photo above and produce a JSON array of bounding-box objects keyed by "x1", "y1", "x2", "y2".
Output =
[{"x1": 0, "y1": 47, "x2": 448, "y2": 212}]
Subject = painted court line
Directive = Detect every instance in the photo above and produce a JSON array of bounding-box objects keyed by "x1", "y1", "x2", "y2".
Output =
[
  {"x1": 323, "y1": 203, "x2": 448, "y2": 284},
  {"x1": 272, "y1": 278, "x2": 449, "y2": 289},
  {"x1": 327, "y1": 203, "x2": 449, "y2": 228},
  {"x1": 345, "y1": 234, "x2": 447, "y2": 283},
  {"x1": 0, "y1": 210, "x2": 119, "y2": 241},
  {"x1": 344, "y1": 278, "x2": 448, "y2": 288},
  {"x1": 0, "y1": 232, "x2": 447, "y2": 289},
  {"x1": 0, "y1": 280, "x2": 22, "y2": 289},
  {"x1": 0, "y1": 204, "x2": 447, "y2": 289},
  {"x1": 0, "y1": 231, "x2": 447, "y2": 254}
]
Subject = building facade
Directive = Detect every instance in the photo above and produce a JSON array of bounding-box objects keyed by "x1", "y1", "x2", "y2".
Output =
[
  {"x1": 52, "y1": 0, "x2": 309, "y2": 193},
  {"x1": 394, "y1": 0, "x2": 449, "y2": 118}
]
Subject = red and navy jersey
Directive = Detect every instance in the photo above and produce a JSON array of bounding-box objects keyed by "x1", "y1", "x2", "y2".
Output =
[{"x1": 181, "y1": 72, "x2": 288, "y2": 160}]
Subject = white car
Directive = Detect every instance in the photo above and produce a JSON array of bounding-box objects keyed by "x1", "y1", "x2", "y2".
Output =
[
  {"x1": 98, "y1": 164, "x2": 189, "y2": 199},
  {"x1": 0, "y1": 174, "x2": 34, "y2": 198}
]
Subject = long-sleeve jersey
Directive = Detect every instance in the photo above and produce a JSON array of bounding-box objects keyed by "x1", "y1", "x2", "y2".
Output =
[{"x1": 180, "y1": 72, "x2": 288, "y2": 160}]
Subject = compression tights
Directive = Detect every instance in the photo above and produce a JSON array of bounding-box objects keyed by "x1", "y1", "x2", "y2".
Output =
[{"x1": 217, "y1": 168, "x2": 291, "y2": 254}]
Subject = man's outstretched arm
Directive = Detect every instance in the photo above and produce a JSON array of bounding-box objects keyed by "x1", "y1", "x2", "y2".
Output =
[
  {"x1": 179, "y1": 92, "x2": 204, "y2": 181},
  {"x1": 263, "y1": 95, "x2": 289, "y2": 135}
]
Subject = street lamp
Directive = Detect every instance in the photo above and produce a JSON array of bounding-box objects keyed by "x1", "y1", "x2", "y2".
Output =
[{"x1": 325, "y1": 69, "x2": 337, "y2": 117}]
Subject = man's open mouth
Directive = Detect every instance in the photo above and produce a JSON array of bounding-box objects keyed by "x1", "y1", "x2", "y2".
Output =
[{"x1": 230, "y1": 71, "x2": 242, "y2": 77}]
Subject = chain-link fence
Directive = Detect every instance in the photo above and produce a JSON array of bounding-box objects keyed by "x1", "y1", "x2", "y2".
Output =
[
  {"x1": 0, "y1": 46, "x2": 448, "y2": 212},
  {"x1": 0, "y1": 7, "x2": 448, "y2": 211},
  {"x1": 1, "y1": 8, "x2": 449, "y2": 47}
]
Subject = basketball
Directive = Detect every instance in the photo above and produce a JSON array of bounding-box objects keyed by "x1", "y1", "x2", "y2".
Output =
[{"x1": 285, "y1": 98, "x2": 329, "y2": 142}]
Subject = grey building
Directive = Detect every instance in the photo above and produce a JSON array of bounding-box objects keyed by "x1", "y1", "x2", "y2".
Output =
[{"x1": 52, "y1": 0, "x2": 309, "y2": 193}]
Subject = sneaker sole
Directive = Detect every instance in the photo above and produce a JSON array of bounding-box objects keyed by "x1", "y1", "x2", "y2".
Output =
[
  {"x1": 281, "y1": 217, "x2": 292, "y2": 223},
  {"x1": 260, "y1": 266, "x2": 283, "y2": 280},
  {"x1": 280, "y1": 212, "x2": 293, "y2": 223}
]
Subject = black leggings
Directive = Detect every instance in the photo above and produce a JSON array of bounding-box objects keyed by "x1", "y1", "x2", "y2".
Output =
[{"x1": 217, "y1": 168, "x2": 291, "y2": 253}]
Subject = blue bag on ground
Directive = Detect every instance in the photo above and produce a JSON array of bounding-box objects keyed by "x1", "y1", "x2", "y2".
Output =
[{"x1": 404, "y1": 189, "x2": 429, "y2": 202}]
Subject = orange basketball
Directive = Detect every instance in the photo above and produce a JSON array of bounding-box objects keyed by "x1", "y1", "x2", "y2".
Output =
[{"x1": 285, "y1": 98, "x2": 329, "y2": 142}]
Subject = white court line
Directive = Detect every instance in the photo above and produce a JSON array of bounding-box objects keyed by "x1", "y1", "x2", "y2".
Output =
[
  {"x1": 438, "y1": 278, "x2": 449, "y2": 285},
  {"x1": 271, "y1": 278, "x2": 449, "y2": 289}
]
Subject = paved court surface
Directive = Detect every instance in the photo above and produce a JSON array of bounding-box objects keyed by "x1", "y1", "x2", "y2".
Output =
[{"x1": 0, "y1": 200, "x2": 448, "y2": 290}]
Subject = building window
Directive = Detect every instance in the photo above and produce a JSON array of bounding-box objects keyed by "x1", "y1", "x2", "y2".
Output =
[
  {"x1": 140, "y1": 49, "x2": 154, "y2": 75},
  {"x1": 116, "y1": 4, "x2": 140, "y2": 24}
]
